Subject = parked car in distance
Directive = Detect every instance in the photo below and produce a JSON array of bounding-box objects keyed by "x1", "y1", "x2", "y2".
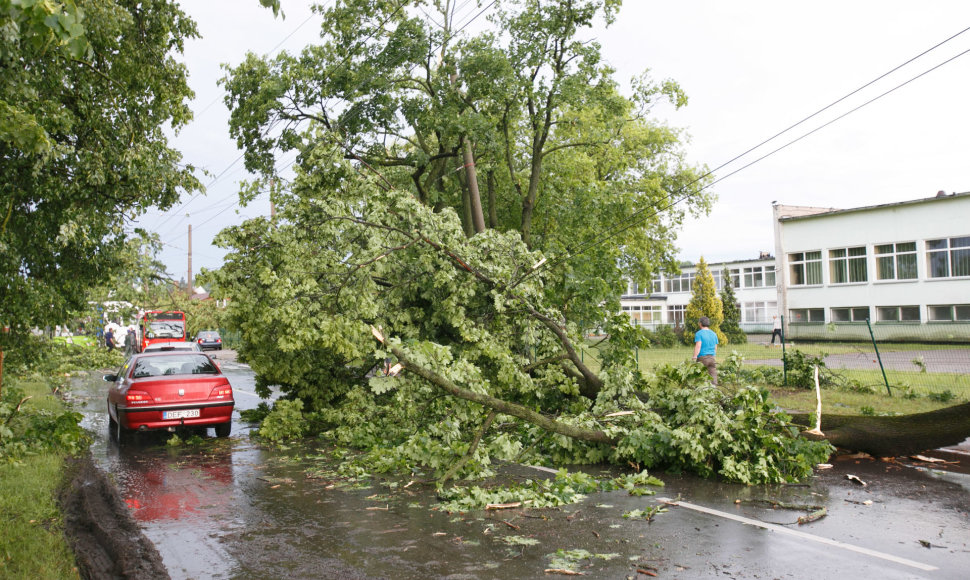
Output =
[
  {"x1": 194, "y1": 330, "x2": 223, "y2": 351},
  {"x1": 142, "y1": 341, "x2": 202, "y2": 352},
  {"x1": 104, "y1": 351, "x2": 234, "y2": 439}
]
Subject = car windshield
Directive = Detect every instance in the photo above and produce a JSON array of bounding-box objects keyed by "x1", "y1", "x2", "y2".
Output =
[
  {"x1": 131, "y1": 354, "x2": 218, "y2": 378},
  {"x1": 198, "y1": 332, "x2": 219, "y2": 339},
  {"x1": 147, "y1": 320, "x2": 185, "y2": 339}
]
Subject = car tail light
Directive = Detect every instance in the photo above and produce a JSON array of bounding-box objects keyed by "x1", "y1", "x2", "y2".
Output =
[
  {"x1": 209, "y1": 385, "x2": 232, "y2": 399},
  {"x1": 125, "y1": 390, "x2": 153, "y2": 404}
]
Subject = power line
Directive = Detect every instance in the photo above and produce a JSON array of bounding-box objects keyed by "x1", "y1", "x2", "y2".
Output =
[
  {"x1": 531, "y1": 26, "x2": 970, "y2": 279},
  {"x1": 153, "y1": 5, "x2": 330, "y2": 228},
  {"x1": 192, "y1": 11, "x2": 322, "y2": 118}
]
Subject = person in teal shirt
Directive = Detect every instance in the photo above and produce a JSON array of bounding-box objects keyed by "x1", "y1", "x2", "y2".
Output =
[{"x1": 693, "y1": 316, "x2": 718, "y2": 385}]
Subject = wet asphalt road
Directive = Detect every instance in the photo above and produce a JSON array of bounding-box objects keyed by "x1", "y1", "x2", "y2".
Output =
[{"x1": 71, "y1": 355, "x2": 970, "y2": 579}]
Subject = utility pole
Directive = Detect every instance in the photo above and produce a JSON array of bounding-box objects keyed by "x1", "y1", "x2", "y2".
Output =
[
  {"x1": 269, "y1": 177, "x2": 276, "y2": 219},
  {"x1": 187, "y1": 223, "x2": 193, "y2": 295}
]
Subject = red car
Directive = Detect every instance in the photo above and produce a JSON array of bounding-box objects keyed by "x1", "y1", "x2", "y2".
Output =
[{"x1": 104, "y1": 352, "x2": 234, "y2": 439}]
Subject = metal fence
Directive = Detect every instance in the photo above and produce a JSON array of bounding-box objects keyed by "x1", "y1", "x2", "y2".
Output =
[{"x1": 746, "y1": 318, "x2": 970, "y2": 399}]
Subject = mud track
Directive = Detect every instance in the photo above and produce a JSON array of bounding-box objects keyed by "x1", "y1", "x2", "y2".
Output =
[{"x1": 60, "y1": 453, "x2": 169, "y2": 580}]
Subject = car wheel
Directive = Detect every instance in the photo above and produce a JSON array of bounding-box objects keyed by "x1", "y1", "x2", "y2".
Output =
[
  {"x1": 214, "y1": 421, "x2": 231, "y2": 438},
  {"x1": 108, "y1": 405, "x2": 124, "y2": 442},
  {"x1": 107, "y1": 401, "x2": 117, "y2": 431}
]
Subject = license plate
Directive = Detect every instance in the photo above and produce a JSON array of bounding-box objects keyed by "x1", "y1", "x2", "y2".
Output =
[{"x1": 163, "y1": 409, "x2": 200, "y2": 419}]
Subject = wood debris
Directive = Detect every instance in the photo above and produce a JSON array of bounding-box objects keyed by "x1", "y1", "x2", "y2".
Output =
[
  {"x1": 486, "y1": 502, "x2": 522, "y2": 510},
  {"x1": 910, "y1": 454, "x2": 958, "y2": 464},
  {"x1": 797, "y1": 507, "x2": 827, "y2": 525}
]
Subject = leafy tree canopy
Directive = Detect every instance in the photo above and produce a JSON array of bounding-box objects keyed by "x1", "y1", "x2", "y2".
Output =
[
  {"x1": 211, "y1": 0, "x2": 830, "y2": 483},
  {"x1": 0, "y1": 0, "x2": 201, "y2": 337},
  {"x1": 684, "y1": 257, "x2": 724, "y2": 345},
  {"x1": 719, "y1": 267, "x2": 746, "y2": 344}
]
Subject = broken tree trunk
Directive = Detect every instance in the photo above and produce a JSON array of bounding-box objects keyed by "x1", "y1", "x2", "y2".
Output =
[{"x1": 792, "y1": 401, "x2": 970, "y2": 457}]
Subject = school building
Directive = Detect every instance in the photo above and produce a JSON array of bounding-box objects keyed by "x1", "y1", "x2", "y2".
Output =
[{"x1": 621, "y1": 191, "x2": 970, "y2": 342}]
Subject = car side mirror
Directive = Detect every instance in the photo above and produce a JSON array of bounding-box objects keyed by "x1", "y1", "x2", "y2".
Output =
[{"x1": 103, "y1": 374, "x2": 118, "y2": 382}]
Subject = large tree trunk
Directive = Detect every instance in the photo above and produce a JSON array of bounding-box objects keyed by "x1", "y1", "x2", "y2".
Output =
[
  {"x1": 461, "y1": 137, "x2": 486, "y2": 234},
  {"x1": 792, "y1": 402, "x2": 970, "y2": 457}
]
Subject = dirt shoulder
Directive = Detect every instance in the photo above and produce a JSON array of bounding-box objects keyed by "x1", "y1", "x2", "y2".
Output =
[{"x1": 60, "y1": 452, "x2": 169, "y2": 580}]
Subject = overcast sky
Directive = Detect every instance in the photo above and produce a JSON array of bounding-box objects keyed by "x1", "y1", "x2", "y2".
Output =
[{"x1": 140, "y1": 1, "x2": 970, "y2": 284}]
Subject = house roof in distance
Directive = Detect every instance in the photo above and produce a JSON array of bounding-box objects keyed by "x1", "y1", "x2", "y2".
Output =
[{"x1": 777, "y1": 190, "x2": 970, "y2": 223}]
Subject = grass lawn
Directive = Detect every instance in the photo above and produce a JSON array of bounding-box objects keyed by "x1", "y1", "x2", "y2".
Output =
[
  {"x1": 580, "y1": 338, "x2": 970, "y2": 409},
  {"x1": 53, "y1": 335, "x2": 96, "y2": 348},
  {"x1": 0, "y1": 379, "x2": 81, "y2": 579},
  {"x1": 0, "y1": 455, "x2": 79, "y2": 579},
  {"x1": 766, "y1": 386, "x2": 959, "y2": 417}
]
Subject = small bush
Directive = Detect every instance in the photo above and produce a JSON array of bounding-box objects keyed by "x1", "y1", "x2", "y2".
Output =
[
  {"x1": 644, "y1": 325, "x2": 677, "y2": 348},
  {"x1": 782, "y1": 349, "x2": 829, "y2": 389},
  {"x1": 256, "y1": 399, "x2": 307, "y2": 442},
  {"x1": 239, "y1": 401, "x2": 273, "y2": 423},
  {"x1": 716, "y1": 351, "x2": 782, "y2": 386},
  {"x1": 0, "y1": 386, "x2": 90, "y2": 460},
  {"x1": 927, "y1": 390, "x2": 956, "y2": 403}
]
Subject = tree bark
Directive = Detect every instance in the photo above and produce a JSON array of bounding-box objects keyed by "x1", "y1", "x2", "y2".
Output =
[
  {"x1": 792, "y1": 402, "x2": 970, "y2": 457},
  {"x1": 374, "y1": 327, "x2": 614, "y2": 445},
  {"x1": 462, "y1": 137, "x2": 486, "y2": 234}
]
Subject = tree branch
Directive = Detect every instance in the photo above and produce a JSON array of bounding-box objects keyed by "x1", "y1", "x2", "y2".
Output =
[{"x1": 373, "y1": 327, "x2": 613, "y2": 445}]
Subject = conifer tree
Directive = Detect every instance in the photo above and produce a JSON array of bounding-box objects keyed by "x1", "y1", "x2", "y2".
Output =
[
  {"x1": 684, "y1": 257, "x2": 725, "y2": 345},
  {"x1": 719, "y1": 268, "x2": 747, "y2": 344}
]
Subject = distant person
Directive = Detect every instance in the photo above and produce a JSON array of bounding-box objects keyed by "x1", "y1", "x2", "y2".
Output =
[
  {"x1": 125, "y1": 327, "x2": 138, "y2": 355},
  {"x1": 693, "y1": 316, "x2": 718, "y2": 385},
  {"x1": 104, "y1": 327, "x2": 115, "y2": 350},
  {"x1": 770, "y1": 315, "x2": 783, "y2": 345}
]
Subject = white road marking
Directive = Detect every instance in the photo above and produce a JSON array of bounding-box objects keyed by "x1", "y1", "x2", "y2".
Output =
[{"x1": 657, "y1": 498, "x2": 938, "y2": 572}]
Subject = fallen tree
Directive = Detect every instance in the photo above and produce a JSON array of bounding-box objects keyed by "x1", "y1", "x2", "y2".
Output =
[
  {"x1": 210, "y1": 0, "x2": 835, "y2": 485},
  {"x1": 793, "y1": 402, "x2": 970, "y2": 457}
]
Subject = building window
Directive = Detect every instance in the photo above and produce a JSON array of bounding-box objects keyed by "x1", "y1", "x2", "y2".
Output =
[
  {"x1": 789, "y1": 251, "x2": 822, "y2": 285},
  {"x1": 743, "y1": 301, "x2": 777, "y2": 323},
  {"x1": 667, "y1": 305, "x2": 686, "y2": 327},
  {"x1": 927, "y1": 304, "x2": 970, "y2": 322},
  {"x1": 651, "y1": 277, "x2": 663, "y2": 294},
  {"x1": 728, "y1": 268, "x2": 740, "y2": 288},
  {"x1": 664, "y1": 272, "x2": 694, "y2": 293},
  {"x1": 789, "y1": 308, "x2": 824, "y2": 323},
  {"x1": 711, "y1": 269, "x2": 723, "y2": 291},
  {"x1": 743, "y1": 267, "x2": 762, "y2": 288},
  {"x1": 927, "y1": 236, "x2": 970, "y2": 278},
  {"x1": 831, "y1": 307, "x2": 870, "y2": 322},
  {"x1": 742, "y1": 265, "x2": 776, "y2": 288},
  {"x1": 875, "y1": 242, "x2": 917, "y2": 280},
  {"x1": 829, "y1": 247, "x2": 867, "y2": 284},
  {"x1": 625, "y1": 304, "x2": 663, "y2": 325},
  {"x1": 876, "y1": 306, "x2": 920, "y2": 322}
]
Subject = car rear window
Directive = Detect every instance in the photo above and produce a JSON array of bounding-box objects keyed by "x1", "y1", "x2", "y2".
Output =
[{"x1": 132, "y1": 354, "x2": 219, "y2": 378}]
